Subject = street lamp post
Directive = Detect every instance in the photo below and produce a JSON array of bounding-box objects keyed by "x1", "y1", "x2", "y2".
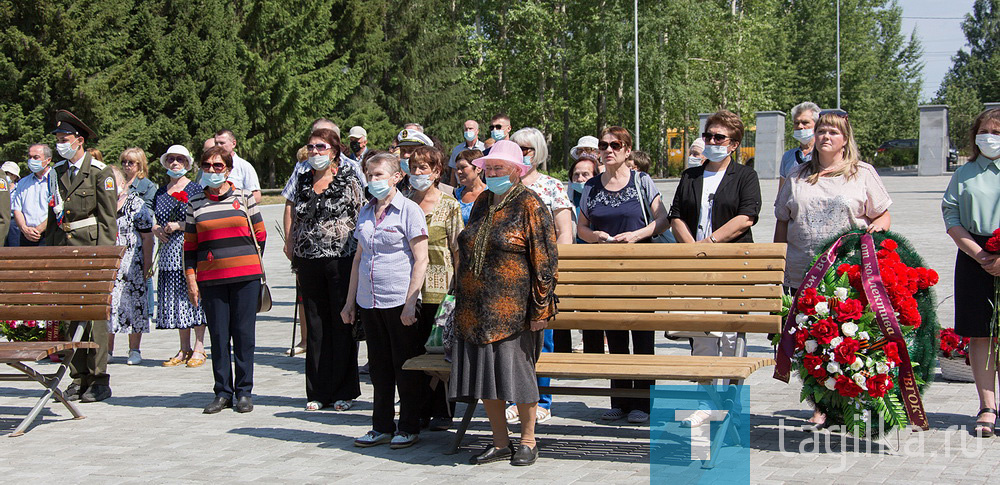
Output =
[
  {"x1": 836, "y1": 0, "x2": 841, "y2": 110},
  {"x1": 634, "y1": 0, "x2": 640, "y2": 150}
]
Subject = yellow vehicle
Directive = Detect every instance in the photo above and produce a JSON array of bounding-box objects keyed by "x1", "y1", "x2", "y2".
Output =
[{"x1": 665, "y1": 126, "x2": 756, "y2": 172}]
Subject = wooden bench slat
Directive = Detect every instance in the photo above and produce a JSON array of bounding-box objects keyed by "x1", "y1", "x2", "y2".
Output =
[
  {"x1": 558, "y1": 243, "x2": 788, "y2": 259},
  {"x1": 0, "y1": 246, "x2": 126, "y2": 259},
  {"x1": 557, "y1": 297, "x2": 781, "y2": 312},
  {"x1": 559, "y1": 271, "x2": 784, "y2": 285},
  {"x1": 6, "y1": 294, "x2": 112, "y2": 305},
  {"x1": 559, "y1": 258, "x2": 786, "y2": 272},
  {"x1": 0, "y1": 269, "x2": 119, "y2": 282},
  {"x1": 550, "y1": 312, "x2": 781, "y2": 334},
  {"x1": 0, "y1": 281, "x2": 116, "y2": 294},
  {"x1": 0, "y1": 305, "x2": 111, "y2": 321},
  {"x1": 0, "y1": 259, "x2": 122, "y2": 270},
  {"x1": 557, "y1": 284, "x2": 782, "y2": 299},
  {"x1": 0, "y1": 341, "x2": 100, "y2": 362}
]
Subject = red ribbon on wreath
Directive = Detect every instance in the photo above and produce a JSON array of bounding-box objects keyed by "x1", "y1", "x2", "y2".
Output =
[{"x1": 774, "y1": 233, "x2": 928, "y2": 430}]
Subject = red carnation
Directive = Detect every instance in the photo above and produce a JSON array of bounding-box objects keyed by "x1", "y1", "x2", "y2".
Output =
[
  {"x1": 867, "y1": 374, "x2": 894, "y2": 398},
  {"x1": 810, "y1": 319, "x2": 840, "y2": 345},
  {"x1": 884, "y1": 342, "x2": 902, "y2": 365},
  {"x1": 171, "y1": 191, "x2": 190, "y2": 204},
  {"x1": 803, "y1": 354, "x2": 828, "y2": 380},
  {"x1": 833, "y1": 337, "x2": 861, "y2": 365},
  {"x1": 834, "y1": 299, "x2": 864, "y2": 322},
  {"x1": 880, "y1": 239, "x2": 898, "y2": 251},
  {"x1": 797, "y1": 288, "x2": 825, "y2": 315},
  {"x1": 794, "y1": 328, "x2": 809, "y2": 351},
  {"x1": 986, "y1": 234, "x2": 1000, "y2": 254},
  {"x1": 835, "y1": 375, "x2": 864, "y2": 398}
]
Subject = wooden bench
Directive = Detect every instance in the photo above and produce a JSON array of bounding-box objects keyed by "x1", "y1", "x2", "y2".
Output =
[
  {"x1": 0, "y1": 246, "x2": 124, "y2": 437},
  {"x1": 403, "y1": 242, "x2": 786, "y2": 457}
]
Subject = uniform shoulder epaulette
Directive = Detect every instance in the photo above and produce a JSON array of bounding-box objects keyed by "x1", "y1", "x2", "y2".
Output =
[{"x1": 91, "y1": 159, "x2": 107, "y2": 170}]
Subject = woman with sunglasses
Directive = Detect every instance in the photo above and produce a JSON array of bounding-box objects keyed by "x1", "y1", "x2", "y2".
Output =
[
  {"x1": 774, "y1": 109, "x2": 891, "y2": 428},
  {"x1": 152, "y1": 146, "x2": 207, "y2": 368},
  {"x1": 666, "y1": 110, "x2": 762, "y2": 427},
  {"x1": 286, "y1": 129, "x2": 365, "y2": 412},
  {"x1": 577, "y1": 126, "x2": 669, "y2": 424},
  {"x1": 185, "y1": 146, "x2": 267, "y2": 414}
]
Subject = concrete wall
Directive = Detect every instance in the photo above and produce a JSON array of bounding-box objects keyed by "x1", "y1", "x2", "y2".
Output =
[
  {"x1": 918, "y1": 105, "x2": 949, "y2": 176},
  {"x1": 754, "y1": 111, "x2": 786, "y2": 179}
]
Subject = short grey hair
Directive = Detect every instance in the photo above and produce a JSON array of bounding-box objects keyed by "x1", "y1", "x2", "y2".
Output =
[
  {"x1": 791, "y1": 102, "x2": 821, "y2": 123},
  {"x1": 365, "y1": 152, "x2": 401, "y2": 175},
  {"x1": 463, "y1": 119, "x2": 479, "y2": 130},
  {"x1": 29, "y1": 143, "x2": 53, "y2": 160},
  {"x1": 403, "y1": 122, "x2": 424, "y2": 133},
  {"x1": 510, "y1": 127, "x2": 548, "y2": 168}
]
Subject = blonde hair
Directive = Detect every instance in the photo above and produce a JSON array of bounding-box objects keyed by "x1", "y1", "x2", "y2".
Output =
[
  {"x1": 119, "y1": 147, "x2": 149, "y2": 179},
  {"x1": 296, "y1": 145, "x2": 309, "y2": 162},
  {"x1": 800, "y1": 112, "x2": 860, "y2": 184}
]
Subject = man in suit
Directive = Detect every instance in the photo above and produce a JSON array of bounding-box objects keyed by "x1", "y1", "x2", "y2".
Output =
[{"x1": 47, "y1": 109, "x2": 118, "y2": 402}]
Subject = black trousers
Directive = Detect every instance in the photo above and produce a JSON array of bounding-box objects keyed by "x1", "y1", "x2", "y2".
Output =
[
  {"x1": 201, "y1": 279, "x2": 259, "y2": 400},
  {"x1": 604, "y1": 330, "x2": 655, "y2": 413},
  {"x1": 297, "y1": 256, "x2": 361, "y2": 404},
  {"x1": 361, "y1": 304, "x2": 428, "y2": 435},
  {"x1": 553, "y1": 329, "x2": 573, "y2": 352},
  {"x1": 416, "y1": 303, "x2": 455, "y2": 420}
]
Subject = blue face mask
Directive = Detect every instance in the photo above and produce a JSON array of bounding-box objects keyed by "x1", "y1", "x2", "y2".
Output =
[
  {"x1": 399, "y1": 158, "x2": 410, "y2": 175},
  {"x1": 485, "y1": 175, "x2": 513, "y2": 195},
  {"x1": 703, "y1": 144, "x2": 730, "y2": 162},
  {"x1": 570, "y1": 181, "x2": 586, "y2": 193},
  {"x1": 490, "y1": 129, "x2": 505, "y2": 141},
  {"x1": 522, "y1": 155, "x2": 532, "y2": 167},
  {"x1": 27, "y1": 159, "x2": 46, "y2": 174},
  {"x1": 201, "y1": 172, "x2": 227, "y2": 188},
  {"x1": 463, "y1": 130, "x2": 476, "y2": 142},
  {"x1": 167, "y1": 167, "x2": 189, "y2": 178},
  {"x1": 368, "y1": 179, "x2": 393, "y2": 200}
]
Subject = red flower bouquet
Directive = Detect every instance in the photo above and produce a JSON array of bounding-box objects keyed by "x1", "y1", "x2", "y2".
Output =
[
  {"x1": 1, "y1": 320, "x2": 50, "y2": 342},
  {"x1": 938, "y1": 328, "x2": 974, "y2": 382}
]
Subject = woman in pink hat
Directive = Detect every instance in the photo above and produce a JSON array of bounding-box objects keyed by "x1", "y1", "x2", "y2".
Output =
[{"x1": 449, "y1": 140, "x2": 558, "y2": 467}]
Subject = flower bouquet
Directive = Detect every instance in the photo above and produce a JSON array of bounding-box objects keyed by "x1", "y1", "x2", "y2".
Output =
[
  {"x1": 1, "y1": 320, "x2": 50, "y2": 342},
  {"x1": 773, "y1": 230, "x2": 940, "y2": 438},
  {"x1": 938, "y1": 328, "x2": 974, "y2": 382}
]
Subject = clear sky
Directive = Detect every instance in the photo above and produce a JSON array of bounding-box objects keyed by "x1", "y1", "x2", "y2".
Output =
[{"x1": 899, "y1": 0, "x2": 975, "y2": 101}]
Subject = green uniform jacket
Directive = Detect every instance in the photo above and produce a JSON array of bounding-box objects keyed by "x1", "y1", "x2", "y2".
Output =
[
  {"x1": 0, "y1": 176, "x2": 10, "y2": 245},
  {"x1": 46, "y1": 153, "x2": 118, "y2": 246}
]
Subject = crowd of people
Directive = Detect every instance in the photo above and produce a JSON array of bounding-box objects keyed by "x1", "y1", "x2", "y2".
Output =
[{"x1": 2, "y1": 104, "x2": 1000, "y2": 463}]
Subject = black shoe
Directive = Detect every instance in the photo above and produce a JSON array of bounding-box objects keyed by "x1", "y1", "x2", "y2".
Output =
[
  {"x1": 235, "y1": 395, "x2": 253, "y2": 413},
  {"x1": 203, "y1": 396, "x2": 232, "y2": 414},
  {"x1": 80, "y1": 384, "x2": 112, "y2": 403},
  {"x1": 65, "y1": 383, "x2": 85, "y2": 402},
  {"x1": 429, "y1": 416, "x2": 453, "y2": 431},
  {"x1": 510, "y1": 444, "x2": 539, "y2": 466},
  {"x1": 470, "y1": 443, "x2": 515, "y2": 465}
]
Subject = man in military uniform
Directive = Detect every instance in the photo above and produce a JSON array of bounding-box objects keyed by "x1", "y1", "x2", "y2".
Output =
[{"x1": 47, "y1": 110, "x2": 118, "y2": 402}]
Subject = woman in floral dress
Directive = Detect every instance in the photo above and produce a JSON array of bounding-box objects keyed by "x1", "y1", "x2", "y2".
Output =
[{"x1": 108, "y1": 166, "x2": 154, "y2": 365}]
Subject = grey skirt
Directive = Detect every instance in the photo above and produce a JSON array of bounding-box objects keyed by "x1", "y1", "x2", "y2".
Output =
[{"x1": 449, "y1": 330, "x2": 543, "y2": 404}]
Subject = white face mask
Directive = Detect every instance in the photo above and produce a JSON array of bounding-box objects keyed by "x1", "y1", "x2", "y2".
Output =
[
  {"x1": 308, "y1": 154, "x2": 331, "y2": 170},
  {"x1": 792, "y1": 129, "x2": 814, "y2": 144},
  {"x1": 409, "y1": 173, "x2": 433, "y2": 191},
  {"x1": 703, "y1": 145, "x2": 730, "y2": 162},
  {"x1": 56, "y1": 142, "x2": 77, "y2": 160},
  {"x1": 976, "y1": 134, "x2": 1000, "y2": 159},
  {"x1": 687, "y1": 156, "x2": 702, "y2": 167}
]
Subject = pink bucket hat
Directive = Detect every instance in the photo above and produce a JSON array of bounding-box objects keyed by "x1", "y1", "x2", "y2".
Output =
[{"x1": 472, "y1": 140, "x2": 531, "y2": 177}]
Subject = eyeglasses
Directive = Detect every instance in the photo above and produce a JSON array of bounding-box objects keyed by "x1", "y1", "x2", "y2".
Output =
[
  {"x1": 121, "y1": 160, "x2": 137, "y2": 167},
  {"x1": 597, "y1": 140, "x2": 625, "y2": 151},
  {"x1": 200, "y1": 162, "x2": 227, "y2": 172},
  {"x1": 702, "y1": 133, "x2": 730, "y2": 143},
  {"x1": 305, "y1": 143, "x2": 331, "y2": 151},
  {"x1": 489, "y1": 124, "x2": 505, "y2": 131},
  {"x1": 519, "y1": 146, "x2": 534, "y2": 154},
  {"x1": 819, "y1": 109, "x2": 848, "y2": 119}
]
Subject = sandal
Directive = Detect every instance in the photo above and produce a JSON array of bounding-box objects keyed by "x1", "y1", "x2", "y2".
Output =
[
  {"x1": 681, "y1": 410, "x2": 714, "y2": 428},
  {"x1": 334, "y1": 400, "x2": 353, "y2": 411},
  {"x1": 163, "y1": 350, "x2": 192, "y2": 367},
  {"x1": 305, "y1": 401, "x2": 324, "y2": 411},
  {"x1": 505, "y1": 404, "x2": 520, "y2": 424},
  {"x1": 186, "y1": 350, "x2": 207, "y2": 368},
  {"x1": 975, "y1": 408, "x2": 997, "y2": 438}
]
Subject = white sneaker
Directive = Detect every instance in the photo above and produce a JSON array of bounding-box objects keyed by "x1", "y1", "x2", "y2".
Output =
[
  {"x1": 627, "y1": 410, "x2": 649, "y2": 423},
  {"x1": 354, "y1": 430, "x2": 392, "y2": 447},
  {"x1": 390, "y1": 431, "x2": 419, "y2": 449},
  {"x1": 126, "y1": 350, "x2": 142, "y2": 365}
]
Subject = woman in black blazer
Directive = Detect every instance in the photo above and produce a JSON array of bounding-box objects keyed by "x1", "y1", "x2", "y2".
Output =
[{"x1": 666, "y1": 110, "x2": 762, "y2": 427}]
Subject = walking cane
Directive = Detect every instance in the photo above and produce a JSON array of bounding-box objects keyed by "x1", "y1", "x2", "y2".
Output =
[{"x1": 289, "y1": 284, "x2": 298, "y2": 356}]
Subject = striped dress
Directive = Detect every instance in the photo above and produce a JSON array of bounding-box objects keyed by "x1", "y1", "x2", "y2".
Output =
[{"x1": 184, "y1": 183, "x2": 266, "y2": 286}]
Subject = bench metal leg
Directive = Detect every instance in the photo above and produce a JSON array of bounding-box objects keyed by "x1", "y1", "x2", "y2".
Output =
[
  {"x1": 447, "y1": 399, "x2": 478, "y2": 455},
  {"x1": 700, "y1": 384, "x2": 741, "y2": 469},
  {"x1": 6, "y1": 358, "x2": 82, "y2": 437}
]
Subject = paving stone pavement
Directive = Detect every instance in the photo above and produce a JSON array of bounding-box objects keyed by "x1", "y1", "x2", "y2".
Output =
[{"x1": 3, "y1": 173, "x2": 1000, "y2": 484}]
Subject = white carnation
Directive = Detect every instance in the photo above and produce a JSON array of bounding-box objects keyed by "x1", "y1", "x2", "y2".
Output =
[
  {"x1": 834, "y1": 287, "x2": 849, "y2": 301},
  {"x1": 826, "y1": 361, "x2": 841, "y2": 374},
  {"x1": 824, "y1": 378, "x2": 838, "y2": 391},
  {"x1": 850, "y1": 357, "x2": 864, "y2": 371},
  {"x1": 876, "y1": 362, "x2": 890, "y2": 374},
  {"x1": 815, "y1": 302, "x2": 830, "y2": 316},
  {"x1": 805, "y1": 340, "x2": 819, "y2": 353},
  {"x1": 841, "y1": 322, "x2": 858, "y2": 338}
]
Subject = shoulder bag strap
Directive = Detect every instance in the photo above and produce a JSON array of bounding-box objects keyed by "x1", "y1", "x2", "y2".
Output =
[
  {"x1": 239, "y1": 191, "x2": 267, "y2": 285},
  {"x1": 634, "y1": 172, "x2": 650, "y2": 226}
]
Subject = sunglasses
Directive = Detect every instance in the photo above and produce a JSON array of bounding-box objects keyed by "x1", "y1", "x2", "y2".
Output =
[
  {"x1": 597, "y1": 140, "x2": 625, "y2": 151},
  {"x1": 702, "y1": 133, "x2": 731, "y2": 143},
  {"x1": 819, "y1": 109, "x2": 849, "y2": 119},
  {"x1": 519, "y1": 146, "x2": 534, "y2": 154},
  {"x1": 200, "y1": 162, "x2": 227, "y2": 172},
  {"x1": 305, "y1": 143, "x2": 331, "y2": 151},
  {"x1": 489, "y1": 124, "x2": 505, "y2": 131},
  {"x1": 121, "y1": 160, "x2": 137, "y2": 167},
  {"x1": 164, "y1": 156, "x2": 187, "y2": 164}
]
